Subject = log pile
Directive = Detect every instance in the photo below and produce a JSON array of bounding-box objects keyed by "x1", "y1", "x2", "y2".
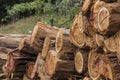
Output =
[{"x1": 0, "y1": 0, "x2": 120, "y2": 80}]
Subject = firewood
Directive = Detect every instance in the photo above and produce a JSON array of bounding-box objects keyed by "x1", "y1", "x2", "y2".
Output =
[
  {"x1": 97, "y1": 3, "x2": 120, "y2": 36},
  {"x1": 30, "y1": 22, "x2": 59, "y2": 52},
  {"x1": 75, "y1": 50, "x2": 88, "y2": 74}
]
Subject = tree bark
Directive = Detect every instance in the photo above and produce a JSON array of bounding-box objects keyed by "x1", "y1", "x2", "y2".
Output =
[
  {"x1": 104, "y1": 31, "x2": 120, "y2": 53},
  {"x1": 56, "y1": 28, "x2": 76, "y2": 53},
  {"x1": 3, "y1": 49, "x2": 36, "y2": 76},
  {"x1": 75, "y1": 50, "x2": 88, "y2": 74},
  {"x1": 0, "y1": 37, "x2": 22, "y2": 48},
  {"x1": 30, "y1": 22, "x2": 59, "y2": 52},
  {"x1": 82, "y1": 0, "x2": 91, "y2": 14},
  {"x1": 95, "y1": 34, "x2": 104, "y2": 47},
  {"x1": 44, "y1": 50, "x2": 75, "y2": 76},
  {"x1": 18, "y1": 38, "x2": 38, "y2": 55}
]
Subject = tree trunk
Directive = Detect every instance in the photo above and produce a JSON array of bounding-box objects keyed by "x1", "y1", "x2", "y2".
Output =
[
  {"x1": 75, "y1": 50, "x2": 88, "y2": 74},
  {"x1": 97, "y1": 3, "x2": 120, "y2": 36},
  {"x1": 104, "y1": 31, "x2": 120, "y2": 53},
  {"x1": 30, "y1": 22, "x2": 59, "y2": 52},
  {"x1": 82, "y1": 0, "x2": 91, "y2": 14},
  {"x1": 0, "y1": 37, "x2": 22, "y2": 48},
  {"x1": 70, "y1": 13, "x2": 86, "y2": 48},
  {"x1": 41, "y1": 35, "x2": 56, "y2": 59},
  {"x1": 56, "y1": 28, "x2": 76, "y2": 53},
  {"x1": 23, "y1": 62, "x2": 39, "y2": 80},
  {"x1": 44, "y1": 50, "x2": 75, "y2": 76},
  {"x1": 93, "y1": 0, "x2": 105, "y2": 30},
  {"x1": 3, "y1": 49, "x2": 36, "y2": 76},
  {"x1": 18, "y1": 38, "x2": 38, "y2": 55},
  {"x1": 95, "y1": 34, "x2": 104, "y2": 47}
]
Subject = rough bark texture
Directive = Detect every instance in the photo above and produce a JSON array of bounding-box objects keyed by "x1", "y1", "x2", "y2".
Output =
[
  {"x1": 30, "y1": 22, "x2": 59, "y2": 53},
  {"x1": 18, "y1": 38, "x2": 38, "y2": 55},
  {"x1": 0, "y1": 36, "x2": 22, "y2": 48},
  {"x1": 56, "y1": 28, "x2": 76, "y2": 53},
  {"x1": 104, "y1": 31, "x2": 120, "y2": 53}
]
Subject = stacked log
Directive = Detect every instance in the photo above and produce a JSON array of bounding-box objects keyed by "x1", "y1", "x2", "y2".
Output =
[{"x1": 0, "y1": 0, "x2": 120, "y2": 80}]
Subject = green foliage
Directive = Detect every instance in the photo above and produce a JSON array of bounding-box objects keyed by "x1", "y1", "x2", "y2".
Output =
[{"x1": 1, "y1": 0, "x2": 83, "y2": 29}]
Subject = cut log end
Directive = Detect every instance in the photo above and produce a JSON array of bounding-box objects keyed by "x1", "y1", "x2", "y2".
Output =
[
  {"x1": 70, "y1": 13, "x2": 85, "y2": 47},
  {"x1": 98, "y1": 7, "x2": 109, "y2": 32},
  {"x1": 75, "y1": 50, "x2": 88, "y2": 74},
  {"x1": 55, "y1": 28, "x2": 64, "y2": 53},
  {"x1": 41, "y1": 36, "x2": 51, "y2": 59}
]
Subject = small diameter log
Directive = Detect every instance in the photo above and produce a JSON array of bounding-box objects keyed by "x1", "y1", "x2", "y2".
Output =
[
  {"x1": 56, "y1": 28, "x2": 76, "y2": 53},
  {"x1": 18, "y1": 38, "x2": 38, "y2": 55},
  {"x1": 44, "y1": 50, "x2": 75, "y2": 76},
  {"x1": 30, "y1": 22, "x2": 59, "y2": 52},
  {"x1": 95, "y1": 34, "x2": 104, "y2": 47},
  {"x1": 97, "y1": 3, "x2": 120, "y2": 36},
  {"x1": 70, "y1": 13, "x2": 86, "y2": 48},
  {"x1": 104, "y1": 31, "x2": 120, "y2": 53},
  {"x1": 93, "y1": 0, "x2": 105, "y2": 30},
  {"x1": 75, "y1": 50, "x2": 88, "y2": 74}
]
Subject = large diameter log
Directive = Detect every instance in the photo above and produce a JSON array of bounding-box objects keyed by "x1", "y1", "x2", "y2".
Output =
[
  {"x1": 56, "y1": 28, "x2": 76, "y2": 53},
  {"x1": 97, "y1": 3, "x2": 120, "y2": 36},
  {"x1": 70, "y1": 13, "x2": 86, "y2": 48},
  {"x1": 75, "y1": 50, "x2": 88, "y2": 74},
  {"x1": 44, "y1": 50, "x2": 75, "y2": 76},
  {"x1": 30, "y1": 22, "x2": 59, "y2": 52},
  {"x1": 88, "y1": 49, "x2": 120, "y2": 80},
  {"x1": 18, "y1": 38, "x2": 38, "y2": 55}
]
